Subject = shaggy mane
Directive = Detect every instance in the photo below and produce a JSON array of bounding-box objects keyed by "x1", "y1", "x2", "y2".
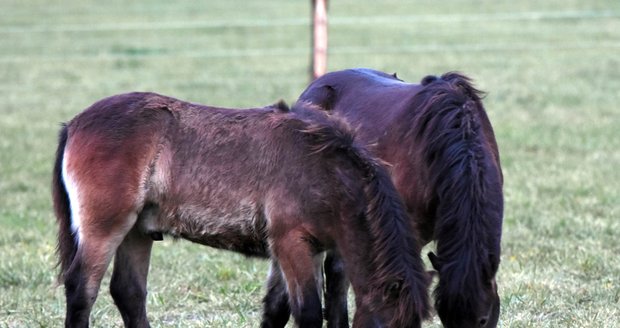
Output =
[{"x1": 408, "y1": 73, "x2": 503, "y2": 313}]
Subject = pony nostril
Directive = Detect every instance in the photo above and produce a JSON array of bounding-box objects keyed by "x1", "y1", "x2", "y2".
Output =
[{"x1": 478, "y1": 316, "x2": 489, "y2": 327}]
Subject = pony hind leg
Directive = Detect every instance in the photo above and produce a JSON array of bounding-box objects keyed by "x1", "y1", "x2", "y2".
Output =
[
  {"x1": 64, "y1": 212, "x2": 138, "y2": 328},
  {"x1": 260, "y1": 260, "x2": 291, "y2": 328},
  {"x1": 110, "y1": 226, "x2": 154, "y2": 328}
]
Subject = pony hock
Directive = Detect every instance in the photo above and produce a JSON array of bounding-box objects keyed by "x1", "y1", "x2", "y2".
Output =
[{"x1": 52, "y1": 92, "x2": 430, "y2": 328}]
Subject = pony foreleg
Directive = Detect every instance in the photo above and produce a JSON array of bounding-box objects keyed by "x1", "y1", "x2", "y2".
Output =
[
  {"x1": 272, "y1": 233, "x2": 323, "y2": 328},
  {"x1": 260, "y1": 261, "x2": 291, "y2": 328},
  {"x1": 110, "y1": 227, "x2": 153, "y2": 328},
  {"x1": 324, "y1": 251, "x2": 350, "y2": 328}
]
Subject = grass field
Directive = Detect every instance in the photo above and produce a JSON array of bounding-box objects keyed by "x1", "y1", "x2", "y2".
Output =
[{"x1": 1, "y1": 0, "x2": 619, "y2": 327}]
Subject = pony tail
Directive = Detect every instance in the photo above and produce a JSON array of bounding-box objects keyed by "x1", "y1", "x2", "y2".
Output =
[{"x1": 52, "y1": 124, "x2": 76, "y2": 282}]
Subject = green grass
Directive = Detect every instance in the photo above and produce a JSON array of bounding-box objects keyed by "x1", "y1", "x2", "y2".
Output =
[{"x1": 1, "y1": 0, "x2": 619, "y2": 327}]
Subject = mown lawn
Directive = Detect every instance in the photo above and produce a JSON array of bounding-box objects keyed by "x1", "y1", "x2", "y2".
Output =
[{"x1": 1, "y1": 0, "x2": 618, "y2": 327}]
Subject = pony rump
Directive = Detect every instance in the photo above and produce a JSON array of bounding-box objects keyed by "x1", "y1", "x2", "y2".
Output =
[
  {"x1": 409, "y1": 73, "x2": 503, "y2": 314},
  {"x1": 52, "y1": 124, "x2": 76, "y2": 282},
  {"x1": 295, "y1": 106, "x2": 431, "y2": 325}
]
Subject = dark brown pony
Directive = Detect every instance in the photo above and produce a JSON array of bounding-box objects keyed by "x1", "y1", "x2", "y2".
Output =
[
  {"x1": 263, "y1": 68, "x2": 504, "y2": 328},
  {"x1": 51, "y1": 92, "x2": 430, "y2": 328}
]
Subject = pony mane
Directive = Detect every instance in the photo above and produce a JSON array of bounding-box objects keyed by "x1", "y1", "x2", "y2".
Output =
[
  {"x1": 290, "y1": 105, "x2": 431, "y2": 324},
  {"x1": 408, "y1": 73, "x2": 503, "y2": 312}
]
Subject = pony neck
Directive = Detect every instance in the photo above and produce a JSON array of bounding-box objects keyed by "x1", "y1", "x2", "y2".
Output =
[{"x1": 337, "y1": 150, "x2": 431, "y2": 324}]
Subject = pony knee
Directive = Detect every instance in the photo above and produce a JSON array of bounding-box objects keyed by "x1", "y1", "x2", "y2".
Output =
[
  {"x1": 282, "y1": 271, "x2": 323, "y2": 328},
  {"x1": 293, "y1": 300, "x2": 323, "y2": 328},
  {"x1": 287, "y1": 281, "x2": 322, "y2": 328},
  {"x1": 261, "y1": 294, "x2": 290, "y2": 328},
  {"x1": 261, "y1": 261, "x2": 291, "y2": 328}
]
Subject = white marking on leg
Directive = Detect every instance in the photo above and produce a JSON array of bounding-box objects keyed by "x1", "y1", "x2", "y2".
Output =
[{"x1": 61, "y1": 152, "x2": 83, "y2": 245}]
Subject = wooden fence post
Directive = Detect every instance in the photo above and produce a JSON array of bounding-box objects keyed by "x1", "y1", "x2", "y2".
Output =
[{"x1": 311, "y1": 0, "x2": 328, "y2": 80}]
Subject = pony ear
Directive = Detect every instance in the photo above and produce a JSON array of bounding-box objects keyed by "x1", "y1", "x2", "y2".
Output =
[
  {"x1": 391, "y1": 72, "x2": 403, "y2": 81},
  {"x1": 302, "y1": 84, "x2": 336, "y2": 112},
  {"x1": 383, "y1": 280, "x2": 403, "y2": 301},
  {"x1": 269, "y1": 99, "x2": 290, "y2": 113},
  {"x1": 421, "y1": 75, "x2": 439, "y2": 86},
  {"x1": 428, "y1": 252, "x2": 442, "y2": 272}
]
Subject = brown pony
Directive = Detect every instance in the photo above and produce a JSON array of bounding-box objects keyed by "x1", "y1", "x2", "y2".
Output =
[
  {"x1": 262, "y1": 69, "x2": 504, "y2": 328},
  {"x1": 51, "y1": 92, "x2": 430, "y2": 328}
]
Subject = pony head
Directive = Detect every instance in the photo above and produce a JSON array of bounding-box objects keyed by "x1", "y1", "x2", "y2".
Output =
[
  {"x1": 353, "y1": 277, "x2": 428, "y2": 328},
  {"x1": 429, "y1": 251, "x2": 500, "y2": 328}
]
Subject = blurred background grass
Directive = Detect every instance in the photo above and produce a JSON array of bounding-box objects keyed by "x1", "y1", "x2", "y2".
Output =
[{"x1": 1, "y1": 0, "x2": 619, "y2": 327}]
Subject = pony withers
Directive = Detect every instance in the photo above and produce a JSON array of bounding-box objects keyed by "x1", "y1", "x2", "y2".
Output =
[
  {"x1": 262, "y1": 69, "x2": 504, "y2": 328},
  {"x1": 51, "y1": 92, "x2": 430, "y2": 328}
]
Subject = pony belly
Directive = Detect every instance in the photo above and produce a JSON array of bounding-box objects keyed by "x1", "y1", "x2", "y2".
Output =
[{"x1": 141, "y1": 202, "x2": 270, "y2": 257}]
